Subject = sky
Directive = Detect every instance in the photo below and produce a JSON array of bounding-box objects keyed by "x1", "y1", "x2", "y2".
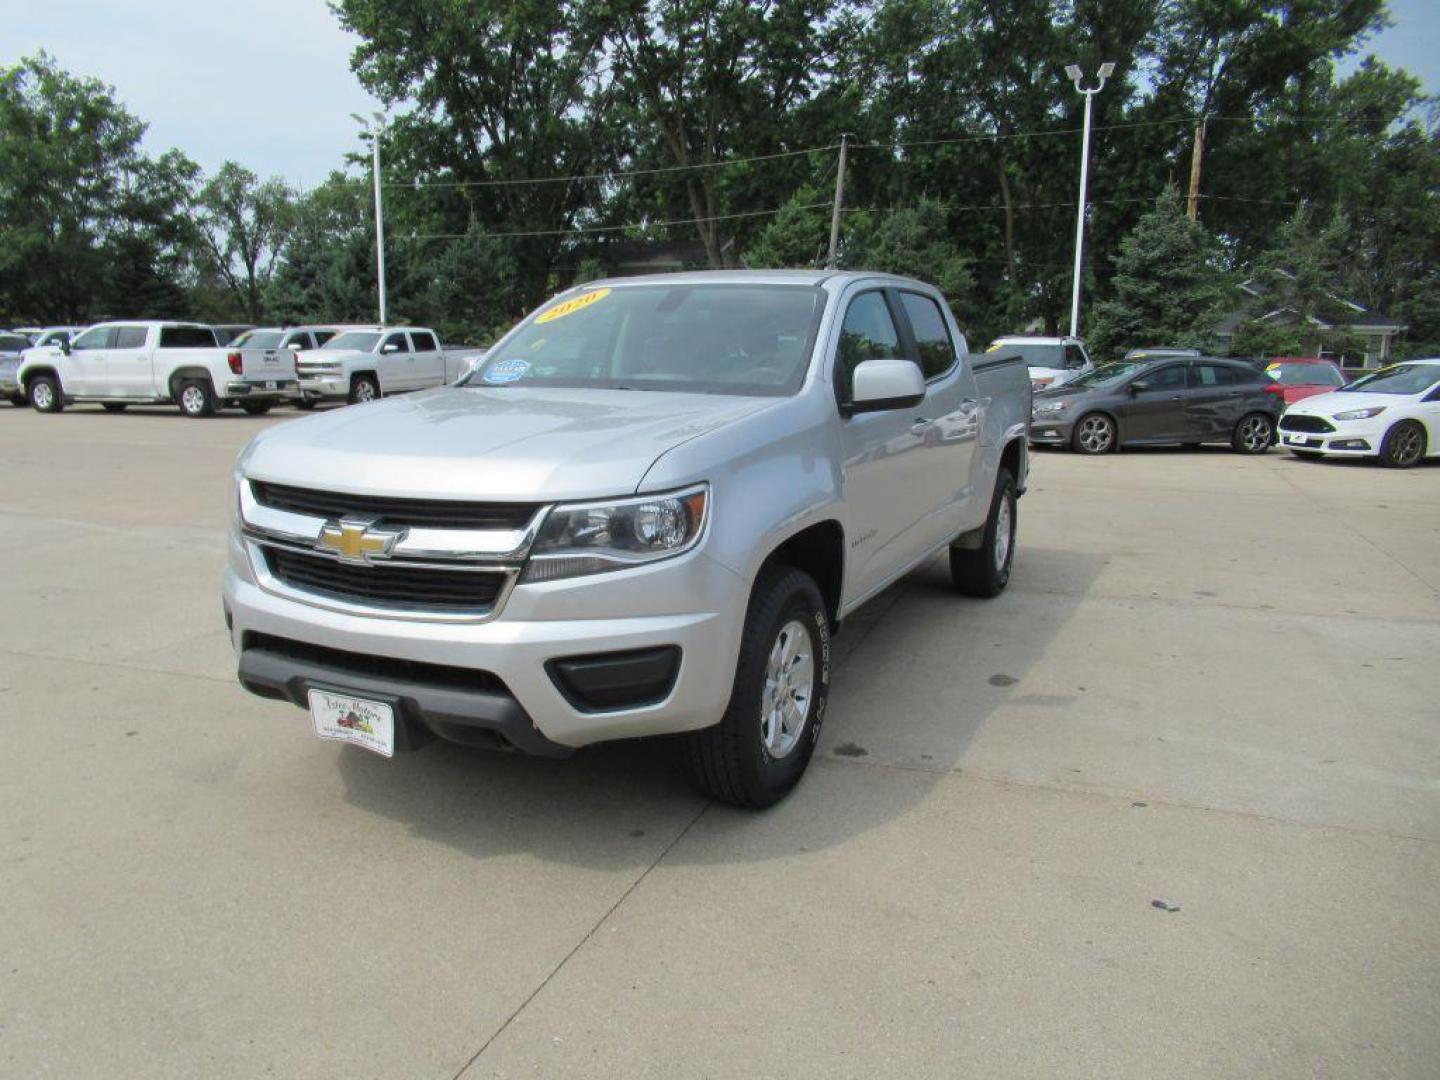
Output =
[{"x1": 2, "y1": 0, "x2": 1436, "y2": 190}]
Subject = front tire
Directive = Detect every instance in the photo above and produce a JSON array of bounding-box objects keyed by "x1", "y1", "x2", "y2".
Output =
[
  {"x1": 176, "y1": 378, "x2": 215, "y2": 418},
  {"x1": 348, "y1": 375, "x2": 379, "y2": 405},
  {"x1": 28, "y1": 375, "x2": 63, "y2": 413},
  {"x1": 1072, "y1": 412, "x2": 1115, "y2": 454},
  {"x1": 681, "y1": 566, "x2": 830, "y2": 809},
  {"x1": 951, "y1": 467, "x2": 1017, "y2": 598},
  {"x1": 8, "y1": 393, "x2": 25, "y2": 407},
  {"x1": 1379, "y1": 420, "x2": 1426, "y2": 468},
  {"x1": 294, "y1": 399, "x2": 317, "y2": 411},
  {"x1": 1232, "y1": 412, "x2": 1274, "y2": 454}
]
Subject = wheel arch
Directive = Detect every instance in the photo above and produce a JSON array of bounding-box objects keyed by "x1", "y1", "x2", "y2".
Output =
[
  {"x1": 21, "y1": 365, "x2": 60, "y2": 392},
  {"x1": 757, "y1": 519, "x2": 845, "y2": 631},
  {"x1": 168, "y1": 366, "x2": 215, "y2": 399}
]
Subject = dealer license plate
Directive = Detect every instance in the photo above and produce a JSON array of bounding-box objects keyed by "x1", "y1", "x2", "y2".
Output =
[
  {"x1": 264, "y1": 381, "x2": 277, "y2": 390},
  {"x1": 307, "y1": 689, "x2": 395, "y2": 757}
]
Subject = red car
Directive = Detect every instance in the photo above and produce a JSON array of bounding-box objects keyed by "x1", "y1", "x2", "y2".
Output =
[{"x1": 1261, "y1": 357, "x2": 1349, "y2": 406}]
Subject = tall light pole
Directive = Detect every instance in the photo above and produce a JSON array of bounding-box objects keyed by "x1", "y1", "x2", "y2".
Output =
[
  {"x1": 1064, "y1": 62, "x2": 1114, "y2": 339},
  {"x1": 352, "y1": 111, "x2": 388, "y2": 324}
]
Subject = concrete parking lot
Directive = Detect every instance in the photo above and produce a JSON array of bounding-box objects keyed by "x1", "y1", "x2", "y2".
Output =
[{"x1": 1, "y1": 405, "x2": 1437, "y2": 1078}]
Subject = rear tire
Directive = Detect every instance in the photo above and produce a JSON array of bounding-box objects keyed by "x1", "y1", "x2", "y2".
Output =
[
  {"x1": 294, "y1": 399, "x2": 317, "y2": 411},
  {"x1": 28, "y1": 375, "x2": 63, "y2": 413},
  {"x1": 348, "y1": 375, "x2": 379, "y2": 405},
  {"x1": 1072, "y1": 412, "x2": 1115, "y2": 454},
  {"x1": 1232, "y1": 412, "x2": 1273, "y2": 454},
  {"x1": 102, "y1": 402, "x2": 128, "y2": 414},
  {"x1": 950, "y1": 468, "x2": 1017, "y2": 599},
  {"x1": 8, "y1": 393, "x2": 25, "y2": 407},
  {"x1": 681, "y1": 566, "x2": 830, "y2": 809},
  {"x1": 240, "y1": 401, "x2": 273, "y2": 416},
  {"x1": 176, "y1": 378, "x2": 215, "y2": 418},
  {"x1": 1379, "y1": 420, "x2": 1426, "y2": 468}
]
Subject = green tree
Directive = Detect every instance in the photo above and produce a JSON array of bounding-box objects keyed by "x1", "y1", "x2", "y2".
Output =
[
  {"x1": 196, "y1": 162, "x2": 296, "y2": 322},
  {"x1": 1230, "y1": 204, "x2": 1363, "y2": 359},
  {"x1": 743, "y1": 186, "x2": 832, "y2": 268},
  {"x1": 0, "y1": 53, "x2": 196, "y2": 322},
  {"x1": 844, "y1": 197, "x2": 974, "y2": 319},
  {"x1": 1087, "y1": 187, "x2": 1232, "y2": 358}
]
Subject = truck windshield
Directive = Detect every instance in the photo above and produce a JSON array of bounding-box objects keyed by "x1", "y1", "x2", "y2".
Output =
[
  {"x1": 466, "y1": 284, "x2": 825, "y2": 396},
  {"x1": 989, "y1": 341, "x2": 1064, "y2": 368},
  {"x1": 324, "y1": 332, "x2": 381, "y2": 351},
  {"x1": 234, "y1": 331, "x2": 285, "y2": 349}
]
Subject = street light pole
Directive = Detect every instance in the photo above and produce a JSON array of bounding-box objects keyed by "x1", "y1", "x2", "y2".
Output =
[
  {"x1": 353, "y1": 112, "x2": 388, "y2": 324},
  {"x1": 1064, "y1": 62, "x2": 1114, "y2": 339}
]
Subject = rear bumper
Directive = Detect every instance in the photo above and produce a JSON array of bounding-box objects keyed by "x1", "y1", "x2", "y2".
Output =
[{"x1": 225, "y1": 379, "x2": 300, "y2": 400}]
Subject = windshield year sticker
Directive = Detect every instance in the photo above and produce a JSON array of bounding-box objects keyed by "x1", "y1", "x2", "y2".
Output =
[
  {"x1": 483, "y1": 358, "x2": 531, "y2": 384},
  {"x1": 535, "y1": 287, "x2": 611, "y2": 324}
]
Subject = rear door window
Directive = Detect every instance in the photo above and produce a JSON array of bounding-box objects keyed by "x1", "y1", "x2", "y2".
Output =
[
  {"x1": 897, "y1": 293, "x2": 955, "y2": 380},
  {"x1": 158, "y1": 326, "x2": 217, "y2": 348},
  {"x1": 114, "y1": 326, "x2": 150, "y2": 349},
  {"x1": 1191, "y1": 364, "x2": 1236, "y2": 387}
]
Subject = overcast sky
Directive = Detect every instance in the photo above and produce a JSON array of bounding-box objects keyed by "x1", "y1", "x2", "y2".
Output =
[{"x1": 2, "y1": 0, "x2": 1436, "y2": 189}]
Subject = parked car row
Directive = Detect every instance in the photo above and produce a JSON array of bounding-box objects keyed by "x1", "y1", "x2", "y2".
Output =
[
  {"x1": 1021, "y1": 348, "x2": 1438, "y2": 467},
  {"x1": 4, "y1": 321, "x2": 486, "y2": 417}
]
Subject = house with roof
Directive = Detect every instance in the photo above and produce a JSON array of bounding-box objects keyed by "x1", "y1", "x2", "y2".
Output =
[{"x1": 1216, "y1": 275, "x2": 1405, "y2": 370}]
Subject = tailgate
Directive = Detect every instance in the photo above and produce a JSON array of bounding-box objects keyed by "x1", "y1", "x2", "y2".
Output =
[{"x1": 238, "y1": 347, "x2": 297, "y2": 382}]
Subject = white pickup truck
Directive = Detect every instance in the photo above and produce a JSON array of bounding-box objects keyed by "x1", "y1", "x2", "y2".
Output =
[
  {"x1": 19, "y1": 321, "x2": 300, "y2": 417},
  {"x1": 294, "y1": 326, "x2": 481, "y2": 406},
  {"x1": 225, "y1": 270, "x2": 1031, "y2": 806}
]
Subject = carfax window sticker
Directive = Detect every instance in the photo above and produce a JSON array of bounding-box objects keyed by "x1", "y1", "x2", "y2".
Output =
[
  {"x1": 483, "y1": 358, "x2": 531, "y2": 384},
  {"x1": 535, "y1": 287, "x2": 612, "y2": 325}
]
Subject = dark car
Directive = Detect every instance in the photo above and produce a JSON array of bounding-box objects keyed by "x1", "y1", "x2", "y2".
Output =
[{"x1": 1029, "y1": 356, "x2": 1279, "y2": 455}]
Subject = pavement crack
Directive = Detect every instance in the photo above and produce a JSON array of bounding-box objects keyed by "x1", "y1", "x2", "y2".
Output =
[
  {"x1": 0, "y1": 647, "x2": 234, "y2": 686},
  {"x1": 450, "y1": 799, "x2": 712, "y2": 1078}
]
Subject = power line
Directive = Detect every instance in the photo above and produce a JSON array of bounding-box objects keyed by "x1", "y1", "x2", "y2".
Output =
[{"x1": 402, "y1": 202, "x2": 832, "y2": 240}]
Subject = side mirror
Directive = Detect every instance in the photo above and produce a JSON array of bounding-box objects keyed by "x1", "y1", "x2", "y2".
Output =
[
  {"x1": 847, "y1": 358, "x2": 926, "y2": 414},
  {"x1": 1130, "y1": 379, "x2": 1150, "y2": 394}
]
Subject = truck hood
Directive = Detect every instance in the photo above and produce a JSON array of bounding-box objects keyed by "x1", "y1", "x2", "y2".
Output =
[
  {"x1": 242, "y1": 385, "x2": 780, "y2": 501},
  {"x1": 297, "y1": 348, "x2": 370, "y2": 366}
]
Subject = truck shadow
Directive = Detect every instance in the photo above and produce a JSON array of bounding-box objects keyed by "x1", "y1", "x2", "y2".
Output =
[{"x1": 336, "y1": 544, "x2": 1106, "y2": 868}]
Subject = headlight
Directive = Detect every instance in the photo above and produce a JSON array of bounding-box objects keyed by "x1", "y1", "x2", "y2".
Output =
[
  {"x1": 1032, "y1": 400, "x2": 1068, "y2": 415},
  {"x1": 523, "y1": 484, "x2": 708, "y2": 583},
  {"x1": 1332, "y1": 406, "x2": 1385, "y2": 421}
]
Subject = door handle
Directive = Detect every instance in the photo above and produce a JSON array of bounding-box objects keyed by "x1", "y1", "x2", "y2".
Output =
[{"x1": 911, "y1": 418, "x2": 934, "y2": 433}]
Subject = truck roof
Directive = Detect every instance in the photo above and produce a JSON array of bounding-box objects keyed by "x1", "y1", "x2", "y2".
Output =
[
  {"x1": 563, "y1": 269, "x2": 936, "y2": 291},
  {"x1": 989, "y1": 335, "x2": 1084, "y2": 346}
]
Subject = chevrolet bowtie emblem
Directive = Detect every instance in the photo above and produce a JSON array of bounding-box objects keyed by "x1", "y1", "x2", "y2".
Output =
[{"x1": 316, "y1": 519, "x2": 404, "y2": 564}]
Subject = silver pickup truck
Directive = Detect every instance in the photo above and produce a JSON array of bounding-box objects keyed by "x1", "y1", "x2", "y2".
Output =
[{"x1": 224, "y1": 271, "x2": 1031, "y2": 806}]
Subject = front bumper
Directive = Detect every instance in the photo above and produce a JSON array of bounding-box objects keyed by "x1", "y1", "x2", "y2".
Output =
[
  {"x1": 223, "y1": 530, "x2": 748, "y2": 752},
  {"x1": 1028, "y1": 414, "x2": 1075, "y2": 445},
  {"x1": 1279, "y1": 417, "x2": 1384, "y2": 456},
  {"x1": 297, "y1": 374, "x2": 349, "y2": 400}
]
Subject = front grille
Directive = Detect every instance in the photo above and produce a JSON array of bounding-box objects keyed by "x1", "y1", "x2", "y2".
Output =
[
  {"x1": 242, "y1": 631, "x2": 508, "y2": 694},
  {"x1": 252, "y1": 481, "x2": 538, "y2": 530},
  {"x1": 264, "y1": 547, "x2": 507, "y2": 613},
  {"x1": 1278, "y1": 414, "x2": 1335, "y2": 433}
]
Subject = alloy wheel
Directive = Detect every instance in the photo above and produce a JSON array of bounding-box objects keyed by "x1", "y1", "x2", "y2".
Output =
[{"x1": 760, "y1": 619, "x2": 814, "y2": 760}]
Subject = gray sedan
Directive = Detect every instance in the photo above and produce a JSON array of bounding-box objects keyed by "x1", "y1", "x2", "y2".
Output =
[{"x1": 1029, "y1": 357, "x2": 1279, "y2": 454}]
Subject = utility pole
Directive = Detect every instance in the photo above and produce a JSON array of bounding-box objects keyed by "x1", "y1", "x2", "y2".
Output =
[
  {"x1": 1186, "y1": 117, "x2": 1207, "y2": 221},
  {"x1": 1064, "y1": 63, "x2": 1115, "y2": 339},
  {"x1": 827, "y1": 133, "x2": 849, "y2": 269},
  {"x1": 352, "y1": 112, "x2": 388, "y2": 324}
]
